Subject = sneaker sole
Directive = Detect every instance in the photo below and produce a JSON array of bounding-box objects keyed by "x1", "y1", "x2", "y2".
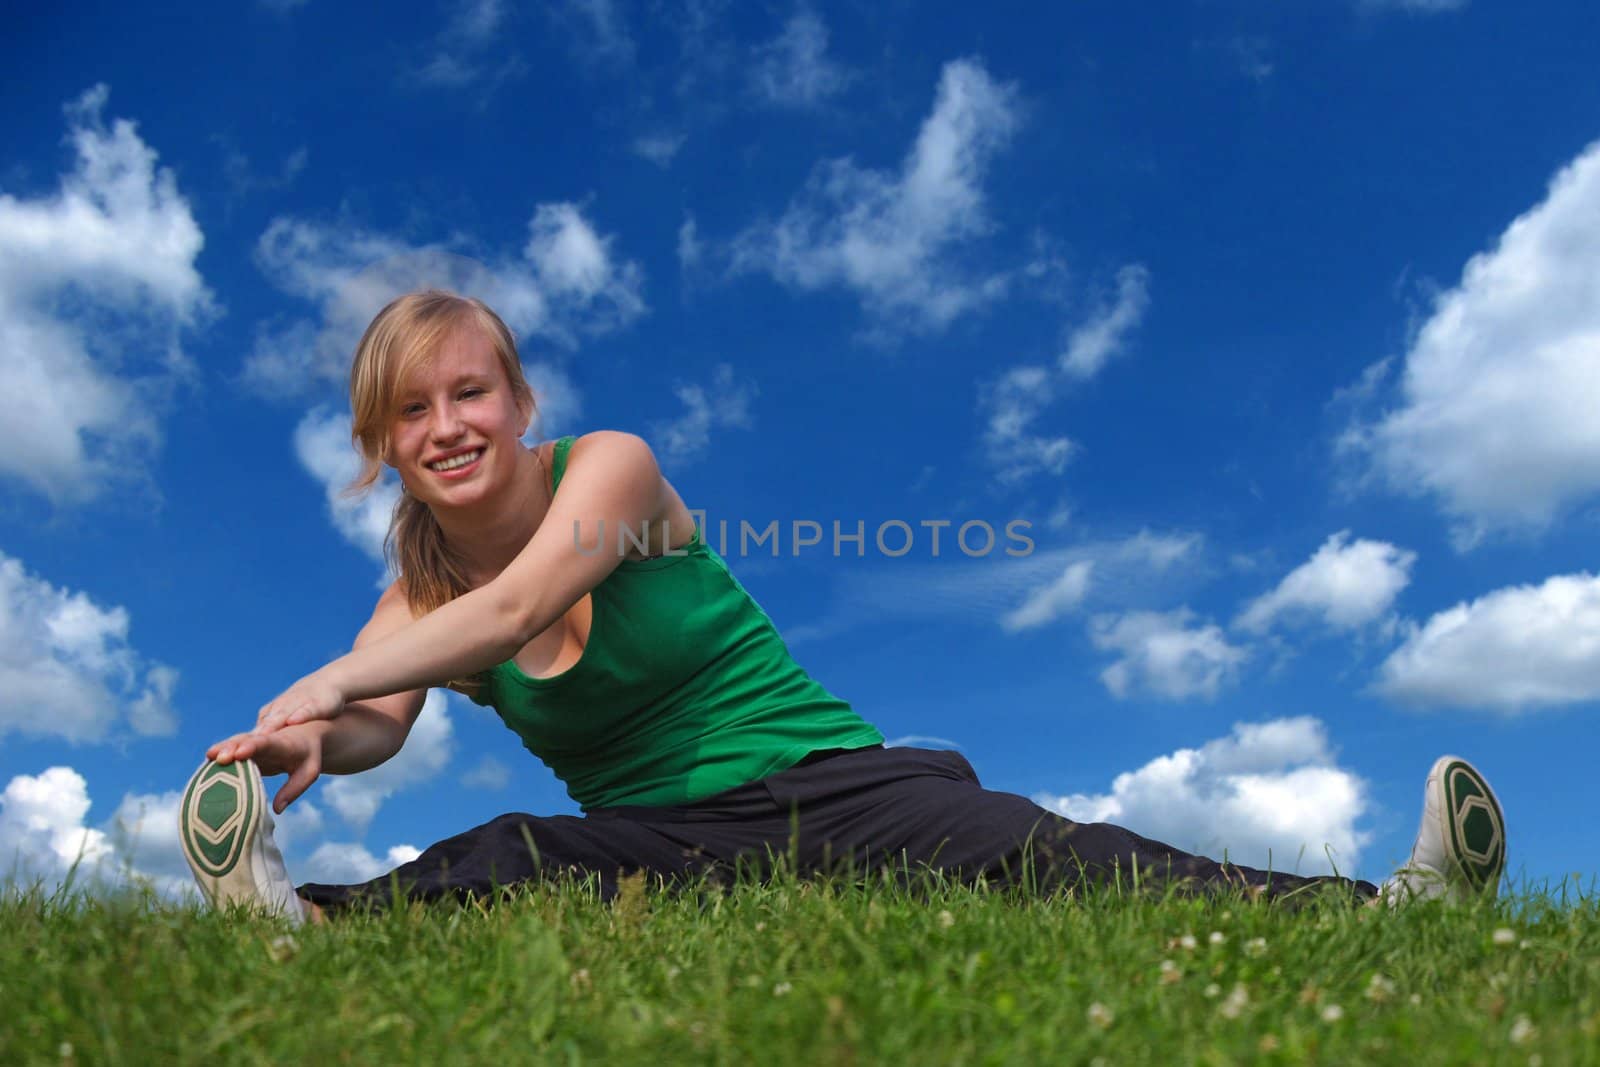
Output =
[
  {"x1": 1433, "y1": 756, "x2": 1506, "y2": 893},
  {"x1": 179, "y1": 759, "x2": 265, "y2": 909}
]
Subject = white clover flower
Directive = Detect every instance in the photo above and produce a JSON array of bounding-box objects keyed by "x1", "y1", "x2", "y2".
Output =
[
  {"x1": 1219, "y1": 984, "x2": 1249, "y2": 1019},
  {"x1": 1087, "y1": 1002, "x2": 1115, "y2": 1029},
  {"x1": 1244, "y1": 937, "x2": 1268, "y2": 957},
  {"x1": 1209, "y1": 931, "x2": 1226, "y2": 946},
  {"x1": 1493, "y1": 928, "x2": 1517, "y2": 946},
  {"x1": 1204, "y1": 983, "x2": 1221, "y2": 998},
  {"x1": 1320, "y1": 1004, "x2": 1344, "y2": 1023},
  {"x1": 937, "y1": 910, "x2": 956, "y2": 929},
  {"x1": 1366, "y1": 974, "x2": 1396, "y2": 1002},
  {"x1": 1510, "y1": 1015, "x2": 1537, "y2": 1045},
  {"x1": 773, "y1": 982, "x2": 793, "y2": 997}
]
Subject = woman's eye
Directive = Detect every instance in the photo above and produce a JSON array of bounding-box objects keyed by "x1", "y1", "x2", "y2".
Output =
[
  {"x1": 401, "y1": 404, "x2": 425, "y2": 417},
  {"x1": 460, "y1": 387, "x2": 483, "y2": 400}
]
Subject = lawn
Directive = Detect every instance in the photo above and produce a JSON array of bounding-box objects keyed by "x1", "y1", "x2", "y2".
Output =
[{"x1": 4, "y1": 873, "x2": 1598, "y2": 1064}]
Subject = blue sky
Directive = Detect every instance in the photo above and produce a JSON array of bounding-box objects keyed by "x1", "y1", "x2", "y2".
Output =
[{"x1": 4, "y1": 0, "x2": 1599, "y2": 897}]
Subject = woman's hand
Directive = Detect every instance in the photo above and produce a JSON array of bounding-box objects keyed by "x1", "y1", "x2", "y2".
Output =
[
  {"x1": 255, "y1": 673, "x2": 347, "y2": 735},
  {"x1": 206, "y1": 725, "x2": 324, "y2": 814}
]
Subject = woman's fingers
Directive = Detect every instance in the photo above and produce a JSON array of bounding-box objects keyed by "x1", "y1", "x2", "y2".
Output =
[
  {"x1": 273, "y1": 750, "x2": 321, "y2": 814},
  {"x1": 257, "y1": 681, "x2": 343, "y2": 735},
  {"x1": 207, "y1": 733, "x2": 258, "y2": 764}
]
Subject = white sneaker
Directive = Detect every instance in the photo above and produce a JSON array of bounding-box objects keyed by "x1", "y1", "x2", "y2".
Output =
[
  {"x1": 1381, "y1": 755, "x2": 1506, "y2": 905},
  {"x1": 179, "y1": 759, "x2": 306, "y2": 925}
]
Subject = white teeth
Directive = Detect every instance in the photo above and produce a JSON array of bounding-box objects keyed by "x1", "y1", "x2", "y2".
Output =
[{"x1": 429, "y1": 450, "x2": 482, "y2": 472}]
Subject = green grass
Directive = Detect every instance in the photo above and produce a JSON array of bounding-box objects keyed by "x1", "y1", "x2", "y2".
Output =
[{"x1": 4, "y1": 873, "x2": 1599, "y2": 1065}]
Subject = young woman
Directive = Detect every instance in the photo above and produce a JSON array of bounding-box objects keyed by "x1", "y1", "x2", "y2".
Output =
[{"x1": 180, "y1": 290, "x2": 1507, "y2": 924}]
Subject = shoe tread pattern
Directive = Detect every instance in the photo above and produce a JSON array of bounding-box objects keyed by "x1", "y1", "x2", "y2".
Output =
[
  {"x1": 180, "y1": 761, "x2": 255, "y2": 879},
  {"x1": 1442, "y1": 759, "x2": 1505, "y2": 892}
]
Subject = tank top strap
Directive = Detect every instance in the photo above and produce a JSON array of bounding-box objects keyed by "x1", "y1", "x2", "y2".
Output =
[{"x1": 551, "y1": 435, "x2": 577, "y2": 493}]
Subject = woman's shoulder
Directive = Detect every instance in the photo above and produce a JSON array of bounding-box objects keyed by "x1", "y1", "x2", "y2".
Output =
[
  {"x1": 534, "y1": 431, "x2": 661, "y2": 485},
  {"x1": 349, "y1": 578, "x2": 422, "y2": 647},
  {"x1": 372, "y1": 578, "x2": 416, "y2": 622}
]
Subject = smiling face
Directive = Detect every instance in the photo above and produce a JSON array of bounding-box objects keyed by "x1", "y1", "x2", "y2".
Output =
[{"x1": 386, "y1": 325, "x2": 533, "y2": 511}]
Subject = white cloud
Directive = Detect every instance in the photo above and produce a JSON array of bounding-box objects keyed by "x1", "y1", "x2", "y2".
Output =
[
  {"x1": 729, "y1": 58, "x2": 1020, "y2": 333},
  {"x1": 1035, "y1": 717, "x2": 1371, "y2": 876},
  {"x1": 1236, "y1": 531, "x2": 1416, "y2": 634},
  {"x1": 1376, "y1": 571, "x2": 1600, "y2": 711},
  {"x1": 410, "y1": 0, "x2": 523, "y2": 89},
  {"x1": 272, "y1": 797, "x2": 325, "y2": 853},
  {"x1": 751, "y1": 10, "x2": 852, "y2": 108},
  {"x1": 632, "y1": 132, "x2": 686, "y2": 167},
  {"x1": 128, "y1": 664, "x2": 181, "y2": 736},
  {"x1": 978, "y1": 364, "x2": 1073, "y2": 486},
  {"x1": 221, "y1": 143, "x2": 307, "y2": 201},
  {"x1": 0, "y1": 550, "x2": 180, "y2": 743},
  {"x1": 0, "y1": 767, "x2": 196, "y2": 899},
  {"x1": 0, "y1": 767, "x2": 114, "y2": 891},
  {"x1": 1221, "y1": 36, "x2": 1274, "y2": 83},
  {"x1": 0, "y1": 85, "x2": 212, "y2": 502},
  {"x1": 1348, "y1": 140, "x2": 1600, "y2": 543},
  {"x1": 552, "y1": 0, "x2": 635, "y2": 68},
  {"x1": 245, "y1": 203, "x2": 645, "y2": 396},
  {"x1": 107, "y1": 788, "x2": 196, "y2": 899},
  {"x1": 449, "y1": 0, "x2": 505, "y2": 41},
  {"x1": 784, "y1": 530, "x2": 1200, "y2": 645},
  {"x1": 293, "y1": 408, "x2": 400, "y2": 567},
  {"x1": 524, "y1": 203, "x2": 646, "y2": 333},
  {"x1": 1091, "y1": 608, "x2": 1248, "y2": 701},
  {"x1": 977, "y1": 264, "x2": 1150, "y2": 487},
  {"x1": 524, "y1": 360, "x2": 585, "y2": 440},
  {"x1": 678, "y1": 216, "x2": 702, "y2": 271},
  {"x1": 462, "y1": 756, "x2": 511, "y2": 790},
  {"x1": 321, "y1": 690, "x2": 454, "y2": 831},
  {"x1": 1059, "y1": 266, "x2": 1151, "y2": 380},
  {"x1": 650, "y1": 364, "x2": 758, "y2": 463},
  {"x1": 884, "y1": 734, "x2": 965, "y2": 750},
  {"x1": 1000, "y1": 560, "x2": 1093, "y2": 633},
  {"x1": 301, "y1": 842, "x2": 422, "y2": 885}
]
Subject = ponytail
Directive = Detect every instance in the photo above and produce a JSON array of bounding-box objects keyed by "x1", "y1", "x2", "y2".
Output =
[{"x1": 386, "y1": 491, "x2": 472, "y2": 617}]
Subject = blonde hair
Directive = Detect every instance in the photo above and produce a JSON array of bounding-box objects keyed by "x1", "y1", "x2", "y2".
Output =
[{"x1": 348, "y1": 289, "x2": 536, "y2": 619}]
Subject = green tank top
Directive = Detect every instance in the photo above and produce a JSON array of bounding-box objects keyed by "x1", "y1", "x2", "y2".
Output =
[{"x1": 464, "y1": 436, "x2": 884, "y2": 810}]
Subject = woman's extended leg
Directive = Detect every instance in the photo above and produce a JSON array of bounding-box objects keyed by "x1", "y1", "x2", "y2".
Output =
[
  {"x1": 746, "y1": 746, "x2": 1377, "y2": 900},
  {"x1": 756, "y1": 746, "x2": 1506, "y2": 904},
  {"x1": 295, "y1": 809, "x2": 726, "y2": 910}
]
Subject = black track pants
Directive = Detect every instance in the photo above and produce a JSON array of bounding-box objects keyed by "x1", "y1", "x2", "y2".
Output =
[{"x1": 298, "y1": 745, "x2": 1379, "y2": 908}]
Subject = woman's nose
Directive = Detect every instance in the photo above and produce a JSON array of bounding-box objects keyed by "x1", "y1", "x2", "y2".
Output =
[{"x1": 428, "y1": 405, "x2": 464, "y2": 440}]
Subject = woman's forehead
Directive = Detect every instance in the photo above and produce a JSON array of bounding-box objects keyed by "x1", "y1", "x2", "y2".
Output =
[{"x1": 395, "y1": 331, "x2": 501, "y2": 392}]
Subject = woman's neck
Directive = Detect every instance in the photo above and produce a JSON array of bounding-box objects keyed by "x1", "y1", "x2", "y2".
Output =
[{"x1": 430, "y1": 445, "x2": 549, "y2": 584}]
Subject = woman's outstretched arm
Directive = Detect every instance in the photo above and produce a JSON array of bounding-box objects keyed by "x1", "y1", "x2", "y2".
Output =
[
  {"x1": 209, "y1": 580, "x2": 431, "y2": 811},
  {"x1": 254, "y1": 430, "x2": 665, "y2": 732}
]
